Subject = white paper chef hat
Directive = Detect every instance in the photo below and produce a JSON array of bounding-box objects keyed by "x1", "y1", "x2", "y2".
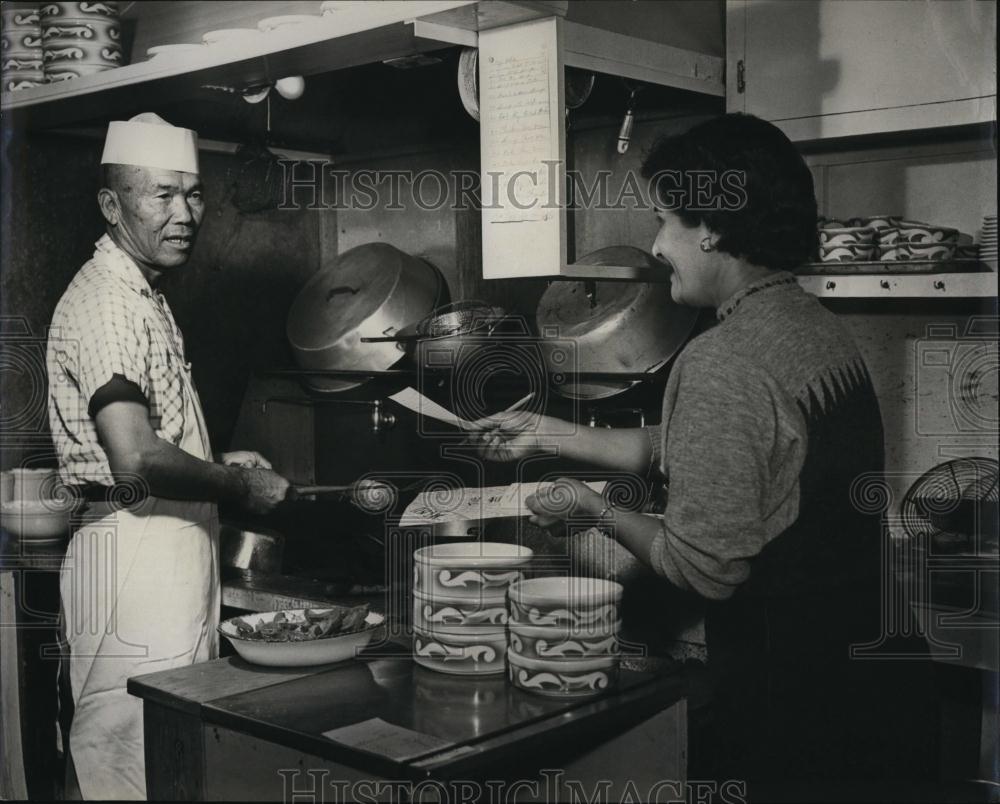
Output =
[{"x1": 101, "y1": 112, "x2": 199, "y2": 174}]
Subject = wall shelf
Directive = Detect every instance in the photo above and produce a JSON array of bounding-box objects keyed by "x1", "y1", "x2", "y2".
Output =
[
  {"x1": 797, "y1": 270, "x2": 998, "y2": 299},
  {"x1": 0, "y1": 1, "x2": 557, "y2": 129}
]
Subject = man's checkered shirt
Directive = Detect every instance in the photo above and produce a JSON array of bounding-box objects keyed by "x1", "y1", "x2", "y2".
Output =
[{"x1": 47, "y1": 235, "x2": 191, "y2": 486}]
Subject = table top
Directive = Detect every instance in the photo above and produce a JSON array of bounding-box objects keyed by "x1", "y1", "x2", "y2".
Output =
[{"x1": 128, "y1": 641, "x2": 687, "y2": 781}]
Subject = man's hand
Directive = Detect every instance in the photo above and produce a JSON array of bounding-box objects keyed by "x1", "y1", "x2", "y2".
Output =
[
  {"x1": 221, "y1": 450, "x2": 272, "y2": 469},
  {"x1": 238, "y1": 467, "x2": 291, "y2": 515},
  {"x1": 525, "y1": 478, "x2": 604, "y2": 528}
]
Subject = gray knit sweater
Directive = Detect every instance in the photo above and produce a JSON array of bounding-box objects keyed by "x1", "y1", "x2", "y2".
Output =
[{"x1": 645, "y1": 273, "x2": 885, "y2": 601}]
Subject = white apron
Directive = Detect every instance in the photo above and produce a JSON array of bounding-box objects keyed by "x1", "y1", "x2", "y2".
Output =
[{"x1": 60, "y1": 362, "x2": 220, "y2": 800}]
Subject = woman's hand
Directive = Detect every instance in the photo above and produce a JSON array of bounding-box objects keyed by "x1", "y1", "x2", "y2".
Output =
[
  {"x1": 526, "y1": 477, "x2": 604, "y2": 528},
  {"x1": 221, "y1": 450, "x2": 272, "y2": 469},
  {"x1": 464, "y1": 411, "x2": 557, "y2": 462}
]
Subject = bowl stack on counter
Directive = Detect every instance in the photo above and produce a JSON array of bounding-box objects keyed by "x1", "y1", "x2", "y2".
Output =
[
  {"x1": 412, "y1": 542, "x2": 533, "y2": 676},
  {"x1": 506, "y1": 577, "x2": 623, "y2": 697},
  {"x1": 1, "y1": 4, "x2": 44, "y2": 91},
  {"x1": 41, "y1": 1, "x2": 122, "y2": 83}
]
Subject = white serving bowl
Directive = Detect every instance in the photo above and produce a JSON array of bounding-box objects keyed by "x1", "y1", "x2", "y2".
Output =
[
  {"x1": 146, "y1": 43, "x2": 206, "y2": 61},
  {"x1": 257, "y1": 15, "x2": 322, "y2": 33},
  {"x1": 201, "y1": 28, "x2": 262, "y2": 47},
  {"x1": 218, "y1": 608, "x2": 384, "y2": 667},
  {"x1": 507, "y1": 620, "x2": 622, "y2": 660},
  {"x1": 0, "y1": 499, "x2": 72, "y2": 541},
  {"x1": 507, "y1": 577, "x2": 622, "y2": 630},
  {"x1": 412, "y1": 626, "x2": 506, "y2": 675},
  {"x1": 413, "y1": 541, "x2": 532, "y2": 599},
  {"x1": 507, "y1": 649, "x2": 619, "y2": 698},
  {"x1": 412, "y1": 588, "x2": 508, "y2": 632}
]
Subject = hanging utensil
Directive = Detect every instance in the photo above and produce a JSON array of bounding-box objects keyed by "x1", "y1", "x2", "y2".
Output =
[{"x1": 617, "y1": 80, "x2": 643, "y2": 155}]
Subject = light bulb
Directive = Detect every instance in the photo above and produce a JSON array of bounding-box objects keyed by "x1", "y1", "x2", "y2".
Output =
[{"x1": 275, "y1": 75, "x2": 305, "y2": 100}]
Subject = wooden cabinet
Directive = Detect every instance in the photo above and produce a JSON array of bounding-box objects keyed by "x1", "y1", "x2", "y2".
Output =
[{"x1": 727, "y1": 0, "x2": 997, "y2": 141}]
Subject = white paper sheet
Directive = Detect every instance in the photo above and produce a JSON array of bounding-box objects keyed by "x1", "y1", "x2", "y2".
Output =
[
  {"x1": 388, "y1": 387, "x2": 533, "y2": 429},
  {"x1": 398, "y1": 480, "x2": 607, "y2": 526},
  {"x1": 388, "y1": 387, "x2": 473, "y2": 428}
]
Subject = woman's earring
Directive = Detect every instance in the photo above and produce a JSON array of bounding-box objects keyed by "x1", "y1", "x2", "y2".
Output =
[{"x1": 700, "y1": 237, "x2": 716, "y2": 253}]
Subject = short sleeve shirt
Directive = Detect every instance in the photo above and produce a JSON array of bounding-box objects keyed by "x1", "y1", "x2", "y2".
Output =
[{"x1": 46, "y1": 235, "x2": 191, "y2": 486}]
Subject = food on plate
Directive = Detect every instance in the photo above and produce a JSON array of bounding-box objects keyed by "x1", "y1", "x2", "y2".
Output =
[{"x1": 229, "y1": 604, "x2": 371, "y2": 642}]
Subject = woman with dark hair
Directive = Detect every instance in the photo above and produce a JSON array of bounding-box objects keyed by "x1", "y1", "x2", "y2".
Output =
[{"x1": 471, "y1": 114, "x2": 938, "y2": 793}]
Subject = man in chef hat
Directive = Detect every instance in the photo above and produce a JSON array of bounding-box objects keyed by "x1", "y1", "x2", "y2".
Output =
[{"x1": 46, "y1": 113, "x2": 291, "y2": 800}]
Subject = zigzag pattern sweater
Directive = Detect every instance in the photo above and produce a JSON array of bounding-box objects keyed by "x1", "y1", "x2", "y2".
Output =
[{"x1": 647, "y1": 273, "x2": 885, "y2": 600}]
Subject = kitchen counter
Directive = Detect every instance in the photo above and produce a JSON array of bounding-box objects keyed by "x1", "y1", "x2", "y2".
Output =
[{"x1": 128, "y1": 643, "x2": 688, "y2": 802}]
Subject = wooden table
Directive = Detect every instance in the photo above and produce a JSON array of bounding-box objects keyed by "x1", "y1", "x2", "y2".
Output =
[{"x1": 128, "y1": 644, "x2": 688, "y2": 802}]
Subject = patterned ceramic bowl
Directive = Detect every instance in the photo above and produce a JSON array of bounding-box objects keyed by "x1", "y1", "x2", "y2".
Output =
[
  {"x1": 507, "y1": 649, "x2": 619, "y2": 698},
  {"x1": 39, "y1": 2, "x2": 119, "y2": 19},
  {"x1": 904, "y1": 242, "x2": 956, "y2": 261},
  {"x1": 43, "y1": 40, "x2": 121, "y2": 67},
  {"x1": 44, "y1": 61, "x2": 112, "y2": 80},
  {"x1": 2, "y1": 30, "x2": 44, "y2": 52},
  {"x1": 507, "y1": 577, "x2": 622, "y2": 630},
  {"x1": 819, "y1": 243, "x2": 877, "y2": 262},
  {"x1": 507, "y1": 621, "x2": 622, "y2": 660},
  {"x1": 41, "y1": 17, "x2": 120, "y2": 45},
  {"x1": 412, "y1": 588, "x2": 508, "y2": 632},
  {"x1": 817, "y1": 227, "x2": 875, "y2": 247},
  {"x1": 413, "y1": 541, "x2": 533, "y2": 600},
  {"x1": 878, "y1": 245, "x2": 910, "y2": 261},
  {"x1": 3, "y1": 75, "x2": 43, "y2": 90},
  {"x1": 3, "y1": 53, "x2": 44, "y2": 71},
  {"x1": 2, "y1": 7, "x2": 41, "y2": 26},
  {"x1": 893, "y1": 222, "x2": 959, "y2": 246},
  {"x1": 412, "y1": 626, "x2": 507, "y2": 675}
]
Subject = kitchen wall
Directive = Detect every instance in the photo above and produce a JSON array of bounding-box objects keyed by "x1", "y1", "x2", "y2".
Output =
[
  {"x1": 807, "y1": 137, "x2": 998, "y2": 524},
  {"x1": 3, "y1": 117, "x2": 995, "y2": 529}
]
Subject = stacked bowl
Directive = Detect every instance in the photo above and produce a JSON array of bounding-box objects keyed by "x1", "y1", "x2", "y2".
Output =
[
  {"x1": 817, "y1": 220, "x2": 876, "y2": 262},
  {"x1": 40, "y1": 1, "x2": 122, "y2": 83},
  {"x1": 878, "y1": 219, "x2": 958, "y2": 261},
  {"x1": 412, "y1": 542, "x2": 533, "y2": 676},
  {"x1": 506, "y1": 576, "x2": 623, "y2": 697},
  {"x1": 2, "y1": 4, "x2": 44, "y2": 92}
]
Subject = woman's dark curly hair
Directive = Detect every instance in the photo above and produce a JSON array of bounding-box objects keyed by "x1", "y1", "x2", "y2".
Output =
[{"x1": 641, "y1": 114, "x2": 818, "y2": 271}]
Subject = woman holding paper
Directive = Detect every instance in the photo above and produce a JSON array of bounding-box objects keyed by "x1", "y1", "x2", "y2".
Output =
[{"x1": 470, "y1": 114, "x2": 937, "y2": 792}]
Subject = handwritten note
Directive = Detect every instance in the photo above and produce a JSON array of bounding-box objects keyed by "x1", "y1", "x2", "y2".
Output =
[
  {"x1": 479, "y1": 17, "x2": 564, "y2": 278},
  {"x1": 399, "y1": 481, "x2": 607, "y2": 526}
]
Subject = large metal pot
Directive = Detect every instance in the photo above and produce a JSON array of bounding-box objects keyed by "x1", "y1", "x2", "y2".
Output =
[
  {"x1": 535, "y1": 246, "x2": 698, "y2": 399},
  {"x1": 287, "y1": 243, "x2": 446, "y2": 392},
  {"x1": 220, "y1": 525, "x2": 285, "y2": 576}
]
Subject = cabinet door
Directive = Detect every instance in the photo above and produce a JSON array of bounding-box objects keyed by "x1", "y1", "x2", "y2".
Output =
[{"x1": 728, "y1": 0, "x2": 997, "y2": 140}]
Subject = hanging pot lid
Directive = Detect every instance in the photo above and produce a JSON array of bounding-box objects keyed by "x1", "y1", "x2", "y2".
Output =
[
  {"x1": 536, "y1": 246, "x2": 698, "y2": 399},
  {"x1": 286, "y1": 243, "x2": 444, "y2": 392}
]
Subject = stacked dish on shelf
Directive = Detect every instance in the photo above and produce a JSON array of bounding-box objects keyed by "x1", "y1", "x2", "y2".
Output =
[
  {"x1": 506, "y1": 576, "x2": 623, "y2": 697},
  {"x1": 980, "y1": 214, "x2": 997, "y2": 262},
  {"x1": 817, "y1": 215, "x2": 961, "y2": 263},
  {"x1": 40, "y1": 0, "x2": 123, "y2": 83},
  {"x1": 412, "y1": 542, "x2": 533, "y2": 675},
  {"x1": 1, "y1": 4, "x2": 44, "y2": 92}
]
